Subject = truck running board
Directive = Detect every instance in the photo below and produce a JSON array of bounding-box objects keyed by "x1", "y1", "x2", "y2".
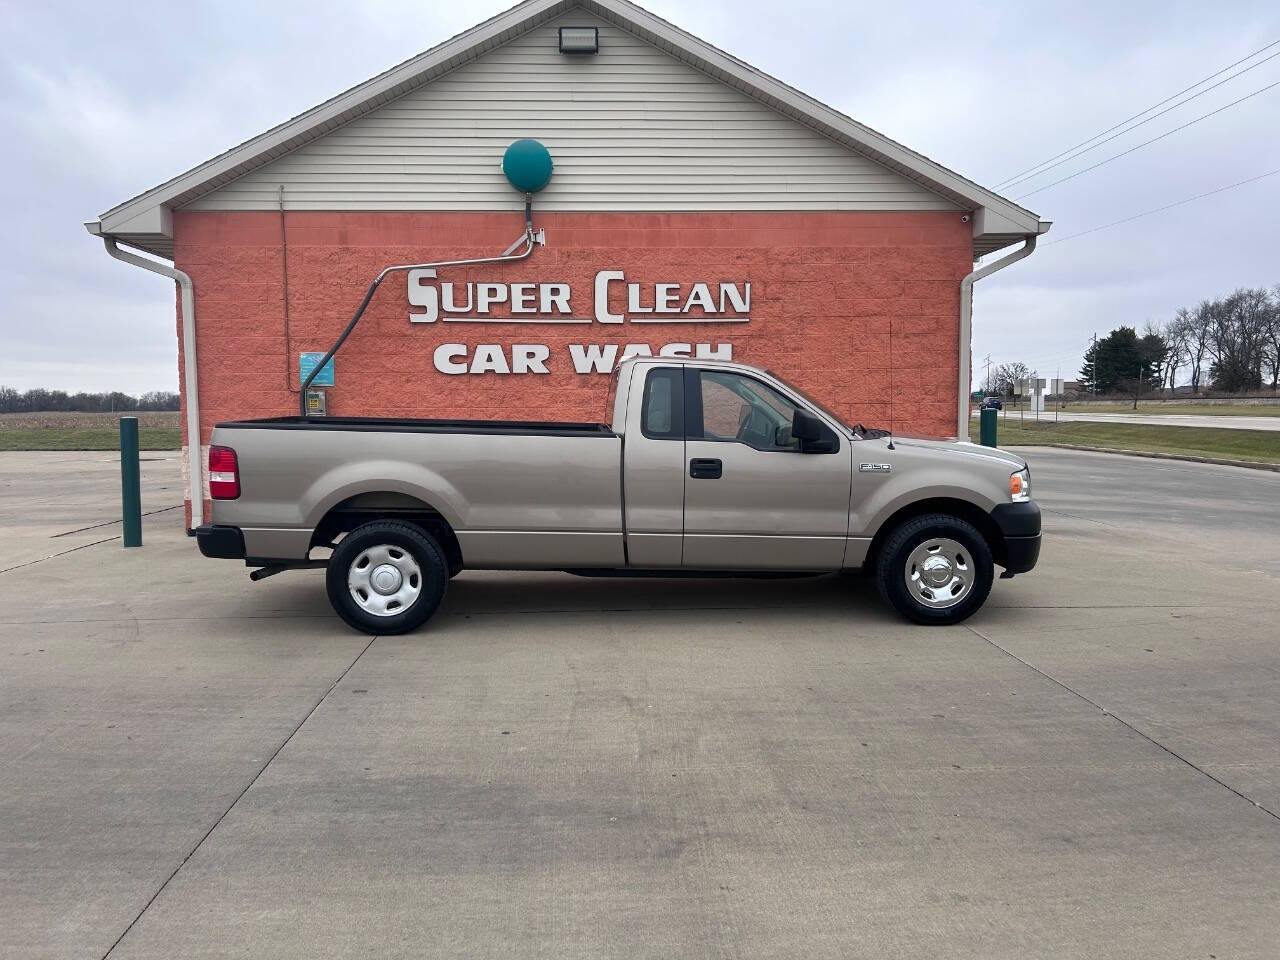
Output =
[{"x1": 562, "y1": 568, "x2": 826, "y2": 580}]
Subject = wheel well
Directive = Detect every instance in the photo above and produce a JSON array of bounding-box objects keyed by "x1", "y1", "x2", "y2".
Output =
[
  {"x1": 311, "y1": 493, "x2": 463, "y2": 575},
  {"x1": 865, "y1": 497, "x2": 1005, "y2": 570}
]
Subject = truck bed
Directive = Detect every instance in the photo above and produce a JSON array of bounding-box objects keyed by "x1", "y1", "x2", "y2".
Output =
[
  {"x1": 210, "y1": 416, "x2": 625, "y2": 569},
  {"x1": 215, "y1": 416, "x2": 615, "y2": 438}
]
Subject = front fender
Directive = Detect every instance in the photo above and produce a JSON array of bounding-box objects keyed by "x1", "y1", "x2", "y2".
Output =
[{"x1": 852, "y1": 478, "x2": 998, "y2": 539}]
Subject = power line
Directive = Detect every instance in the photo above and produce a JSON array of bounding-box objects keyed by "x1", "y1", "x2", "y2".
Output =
[
  {"x1": 1015, "y1": 78, "x2": 1280, "y2": 200},
  {"x1": 997, "y1": 45, "x2": 1280, "y2": 192},
  {"x1": 996, "y1": 39, "x2": 1280, "y2": 188},
  {"x1": 1042, "y1": 168, "x2": 1280, "y2": 245}
]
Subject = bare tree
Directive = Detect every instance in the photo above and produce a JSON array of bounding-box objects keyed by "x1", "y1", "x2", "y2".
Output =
[
  {"x1": 1156, "y1": 288, "x2": 1279, "y2": 395},
  {"x1": 1263, "y1": 285, "x2": 1280, "y2": 392},
  {"x1": 991, "y1": 361, "x2": 1037, "y2": 397},
  {"x1": 1146, "y1": 320, "x2": 1180, "y2": 392},
  {"x1": 1206, "y1": 288, "x2": 1269, "y2": 392},
  {"x1": 1183, "y1": 300, "x2": 1215, "y2": 394},
  {"x1": 1161, "y1": 313, "x2": 1191, "y2": 391}
]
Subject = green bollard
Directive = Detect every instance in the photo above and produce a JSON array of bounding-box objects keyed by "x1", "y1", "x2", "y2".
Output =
[
  {"x1": 120, "y1": 417, "x2": 142, "y2": 547},
  {"x1": 979, "y1": 407, "x2": 998, "y2": 447}
]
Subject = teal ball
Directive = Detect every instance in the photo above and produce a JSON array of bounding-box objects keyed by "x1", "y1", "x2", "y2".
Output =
[{"x1": 502, "y1": 139, "x2": 553, "y2": 193}]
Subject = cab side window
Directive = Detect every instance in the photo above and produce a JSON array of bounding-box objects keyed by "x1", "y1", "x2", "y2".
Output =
[
  {"x1": 691, "y1": 370, "x2": 802, "y2": 451},
  {"x1": 641, "y1": 367, "x2": 684, "y2": 440}
]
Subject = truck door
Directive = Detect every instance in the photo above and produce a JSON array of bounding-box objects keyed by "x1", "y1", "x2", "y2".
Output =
[
  {"x1": 621, "y1": 366, "x2": 686, "y2": 567},
  {"x1": 681, "y1": 367, "x2": 851, "y2": 570}
]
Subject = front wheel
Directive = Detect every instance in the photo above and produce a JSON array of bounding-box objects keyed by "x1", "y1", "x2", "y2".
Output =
[
  {"x1": 875, "y1": 514, "x2": 993, "y2": 625},
  {"x1": 326, "y1": 520, "x2": 448, "y2": 635}
]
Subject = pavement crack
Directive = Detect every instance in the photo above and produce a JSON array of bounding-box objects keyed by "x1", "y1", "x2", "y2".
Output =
[
  {"x1": 100, "y1": 633, "x2": 379, "y2": 959},
  {"x1": 51, "y1": 504, "x2": 182, "y2": 537},
  {"x1": 964, "y1": 623, "x2": 1280, "y2": 825},
  {"x1": 1039, "y1": 506, "x2": 1124, "y2": 528},
  {"x1": 0, "y1": 537, "x2": 120, "y2": 575},
  {"x1": 996, "y1": 603, "x2": 1238, "y2": 610}
]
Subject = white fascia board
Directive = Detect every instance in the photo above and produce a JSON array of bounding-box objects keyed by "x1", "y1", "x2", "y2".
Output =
[
  {"x1": 101, "y1": 204, "x2": 172, "y2": 238},
  {"x1": 972, "y1": 206, "x2": 1030, "y2": 238}
]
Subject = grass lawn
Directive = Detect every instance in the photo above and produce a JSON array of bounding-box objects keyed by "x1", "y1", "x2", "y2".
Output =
[
  {"x1": 1054, "y1": 402, "x2": 1280, "y2": 417},
  {"x1": 971, "y1": 418, "x2": 1280, "y2": 465},
  {"x1": 0, "y1": 412, "x2": 181, "y2": 451},
  {"x1": 0, "y1": 427, "x2": 182, "y2": 451}
]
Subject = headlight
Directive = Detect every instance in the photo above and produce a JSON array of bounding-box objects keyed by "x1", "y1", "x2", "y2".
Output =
[{"x1": 1010, "y1": 467, "x2": 1031, "y2": 502}]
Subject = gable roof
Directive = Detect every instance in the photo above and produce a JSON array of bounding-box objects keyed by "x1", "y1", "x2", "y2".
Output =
[{"x1": 87, "y1": 0, "x2": 1048, "y2": 258}]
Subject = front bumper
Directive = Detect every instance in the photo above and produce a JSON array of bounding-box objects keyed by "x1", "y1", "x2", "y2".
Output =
[
  {"x1": 990, "y1": 501, "x2": 1041, "y2": 575},
  {"x1": 193, "y1": 524, "x2": 246, "y2": 560}
]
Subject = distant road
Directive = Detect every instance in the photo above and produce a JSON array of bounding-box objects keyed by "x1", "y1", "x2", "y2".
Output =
[{"x1": 977, "y1": 410, "x2": 1280, "y2": 432}]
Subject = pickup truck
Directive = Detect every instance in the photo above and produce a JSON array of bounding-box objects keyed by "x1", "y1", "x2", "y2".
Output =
[{"x1": 196, "y1": 357, "x2": 1040, "y2": 633}]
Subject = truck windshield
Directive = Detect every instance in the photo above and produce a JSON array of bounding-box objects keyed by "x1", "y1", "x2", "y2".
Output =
[{"x1": 764, "y1": 370, "x2": 851, "y2": 433}]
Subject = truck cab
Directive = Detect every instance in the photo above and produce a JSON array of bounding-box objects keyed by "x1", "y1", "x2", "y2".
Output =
[{"x1": 610, "y1": 357, "x2": 1038, "y2": 581}]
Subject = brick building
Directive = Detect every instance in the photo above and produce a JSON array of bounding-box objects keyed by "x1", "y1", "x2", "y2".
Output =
[{"x1": 87, "y1": 0, "x2": 1048, "y2": 527}]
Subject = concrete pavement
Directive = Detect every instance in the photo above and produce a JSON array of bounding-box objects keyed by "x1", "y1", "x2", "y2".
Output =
[
  {"x1": 0, "y1": 451, "x2": 185, "y2": 570},
  {"x1": 1017, "y1": 444, "x2": 1280, "y2": 571},
  {"x1": 2, "y1": 449, "x2": 1278, "y2": 959}
]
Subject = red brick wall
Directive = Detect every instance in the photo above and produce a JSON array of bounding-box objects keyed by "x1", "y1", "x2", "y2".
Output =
[{"x1": 173, "y1": 210, "x2": 970, "y2": 457}]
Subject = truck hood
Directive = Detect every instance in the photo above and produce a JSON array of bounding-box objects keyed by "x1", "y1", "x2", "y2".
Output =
[{"x1": 864, "y1": 435, "x2": 1027, "y2": 469}]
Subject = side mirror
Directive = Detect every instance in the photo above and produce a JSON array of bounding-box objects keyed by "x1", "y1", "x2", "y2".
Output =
[
  {"x1": 792, "y1": 409, "x2": 823, "y2": 442},
  {"x1": 792, "y1": 408, "x2": 837, "y2": 453}
]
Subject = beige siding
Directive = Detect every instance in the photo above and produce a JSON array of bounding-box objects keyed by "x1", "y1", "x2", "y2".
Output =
[{"x1": 187, "y1": 10, "x2": 959, "y2": 213}]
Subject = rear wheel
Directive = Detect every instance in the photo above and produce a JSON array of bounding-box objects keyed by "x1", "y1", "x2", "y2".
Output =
[
  {"x1": 326, "y1": 520, "x2": 447, "y2": 634},
  {"x1": 875, "y1": 514, "x2": 993, "y2": 625}
]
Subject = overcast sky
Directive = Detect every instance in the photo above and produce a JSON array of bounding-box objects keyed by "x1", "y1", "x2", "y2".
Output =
[{"x1": 3, "y1": 0, "x2": 1278, "y2": 393}]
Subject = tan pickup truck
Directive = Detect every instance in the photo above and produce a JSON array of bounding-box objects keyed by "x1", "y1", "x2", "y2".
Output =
[{"x1": 196, "y1": 357, "x2": 1040, "y2": 633}]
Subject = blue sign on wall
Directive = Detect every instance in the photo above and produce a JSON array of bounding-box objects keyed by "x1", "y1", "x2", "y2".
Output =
[{"x1": 299, "y1": 352, "x2": 335, "y2": 387}]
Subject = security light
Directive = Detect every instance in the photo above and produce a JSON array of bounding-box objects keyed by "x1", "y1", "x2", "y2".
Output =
[{"x1": 559, "y1": 26, "x2": 599, "y2": 54}]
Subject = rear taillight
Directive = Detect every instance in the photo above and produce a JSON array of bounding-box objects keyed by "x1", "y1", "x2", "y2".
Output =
[{"x1": 208, "y1": 445, "x2": 240, "y2": 499}]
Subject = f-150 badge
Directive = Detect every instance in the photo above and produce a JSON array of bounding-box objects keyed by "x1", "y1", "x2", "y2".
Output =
[{"x1": 859, "y1": 463, "x2": 892, "y2": 473}]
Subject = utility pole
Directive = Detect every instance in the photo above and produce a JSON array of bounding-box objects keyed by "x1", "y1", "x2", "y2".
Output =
[
  {"x1": 1088, "y1": 332, "x2": 1097, "y2": 395},
  {"x1": 982, "y1": 354, "x2": 993, "y2": 394}
]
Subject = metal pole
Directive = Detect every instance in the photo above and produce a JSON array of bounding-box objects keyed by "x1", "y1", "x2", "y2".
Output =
[
  {"x1": 979, "y1": 407, "x2": 997, "y2": 447},
  {"x1": 120, "y1": 417, "x2": 142, "y2": 547}
]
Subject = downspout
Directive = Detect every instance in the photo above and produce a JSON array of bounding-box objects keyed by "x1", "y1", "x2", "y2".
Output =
[
  {"x1": 956, "y1": 234, "x2": 1038, "y2": 440},
  {"x1": 97, "y1": 235, "x2": 205, "y2": 529}
]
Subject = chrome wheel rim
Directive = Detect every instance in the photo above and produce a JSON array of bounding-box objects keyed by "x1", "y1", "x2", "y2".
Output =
[
  {"x1": 348, "y1": 543, "x2": 421, "y2": 617},
  {"x1": 905, "y1": 537, "x2": 972, "y2": 609}
]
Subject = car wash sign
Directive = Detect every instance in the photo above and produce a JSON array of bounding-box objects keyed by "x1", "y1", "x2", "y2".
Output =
[{"x1": 407, "y1": 268, "x2": 750, "y2": 374}]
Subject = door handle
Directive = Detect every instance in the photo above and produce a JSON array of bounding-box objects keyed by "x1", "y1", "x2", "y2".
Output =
[{"x1": 689, "y1": 457, "x2": 722, "y2": 479}]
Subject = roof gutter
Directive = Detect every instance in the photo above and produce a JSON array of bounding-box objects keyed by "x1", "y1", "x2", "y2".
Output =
[
  {"x1": 955, "y1": 231, "x2": 1043, "y2": 440},
  {"x1": 85, "y1": 223, "x2": 204, "y2": 529}
]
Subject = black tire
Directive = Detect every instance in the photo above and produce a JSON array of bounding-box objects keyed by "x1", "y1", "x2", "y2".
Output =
[
  {"x1": 875, "y1": 514, "x2": 994, "y2": 625},
  {"x1": 326, "y1": 520, "x2": 448, "y2": 635}
]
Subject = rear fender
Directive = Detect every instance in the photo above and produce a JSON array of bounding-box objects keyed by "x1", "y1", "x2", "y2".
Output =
[{"x1": 303, "y1": 460, "x2": 467, "y2": 532}]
